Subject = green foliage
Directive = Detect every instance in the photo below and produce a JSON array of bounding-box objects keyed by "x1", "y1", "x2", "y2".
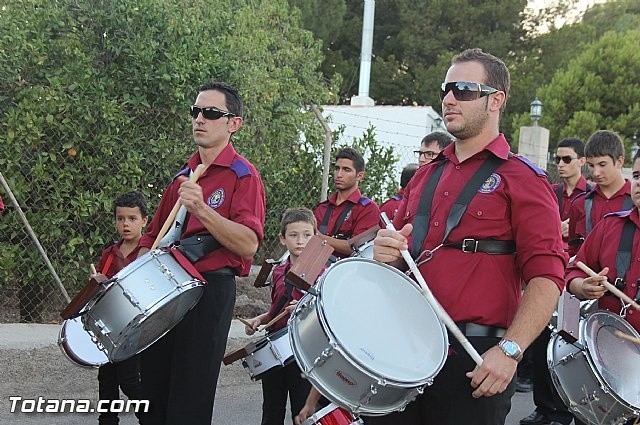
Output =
[
  {"x1": 511, "y1": 29, "x2": 640, "y2": 160},
  {"x1": 0, "y1": 0, "x2": 337, "y2": 301}
]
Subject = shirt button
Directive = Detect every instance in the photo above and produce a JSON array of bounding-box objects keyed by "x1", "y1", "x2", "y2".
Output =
[
  {"x1": 455, "y1": 166, "x2": 461, "y2": 170},
  {"x1": 444, "y1": 191, "x2": 449, "y2": 196},
  {"x1": 629, "y1": 310, "x2": 634, "y2": 315},
  {"x1": 434, "y1": 221, "x2": 439, "y2": 227},
  {"x1": 632, "y1": 283, "x2": 637, "y2": 288},
  {"x1": 477, "y1": 211, "x2": 483, "y2": 216}
]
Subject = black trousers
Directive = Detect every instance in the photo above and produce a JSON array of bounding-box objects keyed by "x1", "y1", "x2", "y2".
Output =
[
  {"x1": 260, "y1": 360, "x2": 311, "y2": 425},
  {"x1": 362, "y1": 336, "x2": 515, "y2": 425},
  {"x1": 531, "y1": 327, "x2": 575, "y2": 425},
  {"x1": 98, "y1": 354, "x2": 143, "y2": 425},
  {"x1": 140, "y1": 272, "x2": 236, "y2": 425}
]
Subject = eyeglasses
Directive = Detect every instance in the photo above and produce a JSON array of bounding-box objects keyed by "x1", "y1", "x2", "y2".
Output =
[
  {"x1": 554, "y1": 155, "x2": 577, "y2": 165},
  {"x1": 189, "y1": 105, "x2": 235, "y2": 120},
  {"x1": 440, "y1": 81, "x2": 499, "y2": 102},
  {"x1": 414, "y1": 150, "x2": 439, "y2": 160}
]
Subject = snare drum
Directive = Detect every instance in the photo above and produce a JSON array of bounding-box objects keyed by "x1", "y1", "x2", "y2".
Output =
[
  {"x1": 58, "y1": 316, "x2": 108, "y2": 368},
  {"x1": 302, "y1": 403, "x2": 362, "y2": 425},
  {"x1": 82, "y1": 249, "x2": 205, "y2": 362},
  {"x1": 548, "y1": 310, "x2": 640, "y2": 425},
  {"x1": 289, "y1": 257, "x2": 448, "y2": 416},
  {"x1": 242, "y1": 327, "x2": 294, "y2": 380}
]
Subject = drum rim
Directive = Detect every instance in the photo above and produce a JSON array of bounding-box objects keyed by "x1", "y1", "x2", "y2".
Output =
[
  {"x1": 303, "y1": 402, "x2": 355, "y2": 425},
  {"x1": 314, "y1": 257, "x2": 448, "y2": 384},
  {"x1": 106, "y1": 283, "x2": 205, "y2": 362},
  {"x1": 581, "y1": 310, "x2": 640, "y2": 409},
  {"x1": 58, "y1": 317, "x2": 108, "y2": 368}
]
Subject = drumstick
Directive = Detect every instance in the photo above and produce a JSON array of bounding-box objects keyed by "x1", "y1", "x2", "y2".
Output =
[
  {"x1": 380, "y1": 213, "x2": 484, "y2": 366},
  {"x1": 260, "y1": 310, "x2": 289, "y2": 332},
  {"x1": 151, "y1": 164, "x2": 206, "y2": 250},
  {"x1": 237, "y1": 317, "x2": 254, "y2": 328},
  {"x1": 575, "y1": 261, "x2": 640, "y2": 313},
  {"x1": 615, "y1": 330, "x2": 640, "y2": 345},
  {"x1": 90, "y1": 264, "x2": 97, "y2": 275}
]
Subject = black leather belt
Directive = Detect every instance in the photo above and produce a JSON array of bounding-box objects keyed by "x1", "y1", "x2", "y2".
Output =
[
  {"x1": 455, "y1": 322, "x2": 506, "y2": 338},
  {"x1": 203, "y1": 267, "x2": 236, "y2": 278},
  {"x1": 445, "y1": 239, "x2": 516, "y2": 254}
]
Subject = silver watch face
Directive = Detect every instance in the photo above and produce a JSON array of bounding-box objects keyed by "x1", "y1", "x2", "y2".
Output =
[{"x1": 500, "y1": 339, "x2": 521, "y2": 358}]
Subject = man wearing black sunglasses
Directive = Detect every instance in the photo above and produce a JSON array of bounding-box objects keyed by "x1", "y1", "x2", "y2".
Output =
[
  {"x1": 519, "y1": 137, "x2": 590, "y2": 425},
  {"x1": 369, "y1": 49, "x2": 566, "y2": 425},
  {"x1": 137, "y1": 81, "x2": 266, "y2": 425}
]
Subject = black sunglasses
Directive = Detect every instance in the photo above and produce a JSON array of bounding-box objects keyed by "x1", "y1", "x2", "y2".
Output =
[
  {"x1": 189, "y1": 105, "x2": 235, "y2": 120},
  {"x1": 554, "y1": 155, "x2": 577, "y2": 165},
  {"x1": 440, "y1": 81, "x2": 499, "y2": 102}
]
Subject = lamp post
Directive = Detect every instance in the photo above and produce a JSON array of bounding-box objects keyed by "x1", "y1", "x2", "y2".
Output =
[
  {"x1": 530, "y1": 97, "x2": 542, "y2": 126},
  {"x1": 631, "y1": 131, "x2": 639, "y2": 161},
  {"x1": 431, "y1": 116, "x2": 443, "y2": 131}
]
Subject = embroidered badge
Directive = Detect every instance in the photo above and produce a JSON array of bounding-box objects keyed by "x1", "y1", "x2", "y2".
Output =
[
  {"x1": 208, "y1": 189, "x2": 225, "y2": 209},
  {"x1": 478, "y1": 173, "x2": 501, "y2": 194}
]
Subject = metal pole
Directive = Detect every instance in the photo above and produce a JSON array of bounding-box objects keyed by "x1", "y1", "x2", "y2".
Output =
[
  {"x1": 310, "y1": 103, "x2": 332, "y2": 202},
  {"x1": 0, "y1": 172, "x2": 71, "y2": 303}
]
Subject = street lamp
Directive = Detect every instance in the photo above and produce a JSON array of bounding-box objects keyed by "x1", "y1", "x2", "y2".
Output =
[
  {"x1": 631, "y1": 131, "x2": 639, "y2": 160},
  {"x1": 530, "y1": 97, "x2": 542, "y2": 126},
  {"x1": 431, "y1": 116, "x2": 443, "y2": 131}
]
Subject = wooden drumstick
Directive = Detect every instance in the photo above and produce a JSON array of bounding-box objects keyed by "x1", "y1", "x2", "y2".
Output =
[
  {"x1": 576, "y1": 261, "x2": 640, "y2": 313},
  {"x1": 90, "y1": 264, "x2": 97, "y2": 275},
  {"x1": 151, "y1": 164, "x2": 206, "y2": 250},
  {"x1": 380, "y1": 213, "x2": 484, "y2": 366},
  {"x1": 237, "y1": 317, "x2": 254, "y2": 328},
  {"x1": 260, "y1": 309, "x2": 289, "y2": 332},
  {"x1": 615, "y1": 330, "x2": 640, "y2": 345}
]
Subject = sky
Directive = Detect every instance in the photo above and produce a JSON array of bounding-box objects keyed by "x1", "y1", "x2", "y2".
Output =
[{"x1": 527, "y1": 0, "x2": 608, "y2": 31}]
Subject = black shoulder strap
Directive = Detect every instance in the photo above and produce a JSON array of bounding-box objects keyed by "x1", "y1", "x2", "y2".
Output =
[
  {"x1": 410, "y1": 160, "x2": 446, "y2": 259},
  {"x1": 555, "y1": 183, "x2": 564, "y2": 214},
  {"x1": 622, "y1": 194, "x2": 633, "y2": 211},
  {"x1": 616, "y1": 218, "x2": 636, "y2": 284},
  {"x1": 584, "y1": 191, "x2": 595, "y2": 235},
  {"x1": 442, "y1": 155, "x2": 505, "y2": 243},
  {"x1": 271, "y1": 270, "x2": 295, "y2": 318},
  {"x1": 319, "y1": 204, "x2": 333, "y2": 235},
  {"x1": 329, "y1": 202, "x2": 355, "y2": 237},
  {"x1": 410, "y1": 155, "x2": 505, "y2": 259}
]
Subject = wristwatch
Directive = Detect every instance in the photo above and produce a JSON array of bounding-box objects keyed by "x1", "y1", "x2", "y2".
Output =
[{"x1": 498, "y1": 338, "x2": 523, "y2": 362}]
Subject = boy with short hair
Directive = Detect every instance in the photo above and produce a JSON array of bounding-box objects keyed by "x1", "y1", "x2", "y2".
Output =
[
  {"x1": 568, "y1": 130, "x2": 632, "y2": 257},
  {"x1": 245, "y1": 208, "x2": 315, "y2": 425},
  {"x1": 95, "y1": 190, "x2": 148, "y2": 425}
]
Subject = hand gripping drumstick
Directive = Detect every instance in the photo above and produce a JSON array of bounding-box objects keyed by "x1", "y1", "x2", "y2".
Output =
[
  {"x1": 576, "y1": 261, "x2": 640, "y2": 313},
  {"x1": 238, "y1": 310, "x2": 290, "y2": 333},
  {"x1": 380, "y1": 213, "x2": 483, "y2": 366},
  {"x1": 151, "y1": 164, "x2": 206, "y2": 251}
]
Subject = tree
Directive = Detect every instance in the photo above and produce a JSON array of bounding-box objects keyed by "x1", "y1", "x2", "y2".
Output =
[{"x1": 511, "y1": 29, "x2": 640, "y2": 158}]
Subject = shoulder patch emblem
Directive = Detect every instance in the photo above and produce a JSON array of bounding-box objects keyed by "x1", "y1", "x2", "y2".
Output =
[
  {"x1": 208, "y1": 189, "x2": 225, "y2": 209},
  {"x1": 478, "y1": 173, "x2": 502, "y2": 194}
]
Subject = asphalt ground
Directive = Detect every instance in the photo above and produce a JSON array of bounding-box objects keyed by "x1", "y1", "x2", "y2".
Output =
[{"x1": 0, "y1": 322, "x2": 536, "y2": 425}]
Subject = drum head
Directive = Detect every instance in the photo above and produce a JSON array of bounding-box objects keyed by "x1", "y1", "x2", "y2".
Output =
[
  {"x1": 583, "y1": 311, "x2": 640, "y2": 408},
  {"x1": 317, "y1": 258, "x2": 447, "y2": 384},
  {"x1": 58, "y1": 317, "x2": 108, "y2": 367}
]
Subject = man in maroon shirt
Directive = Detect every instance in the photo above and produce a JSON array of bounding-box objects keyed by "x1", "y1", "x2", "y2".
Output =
[
  {"x1": 520, "y1": 138, "x2": 589, "y2": 425},
  {"x1": 370, "y1": 48, "x2": 566, "y2": 425},
  {"x1": 567, "y1": 130, "x2": 632, "y2": 257},
  {"x1": 564, "y1": 149, "x2": 640, "y2": 425},
  {"x1": 313, "y1": 147, "x2": 380, "y2": 257},
  {"x1": 137, "y1": 81, "x2": 266, "y2": 425},
  {"x1": 415, "y1": 131, "x2": 453, "y2": 166}
]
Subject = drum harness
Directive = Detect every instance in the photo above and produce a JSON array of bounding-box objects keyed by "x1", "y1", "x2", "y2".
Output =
[
  {"x1": 318, "y1": 201, "x2": 355, "y2": 240},
  {"x1": 568, "y1": 189, "x2": 632, "y2": 248},
  {"x1": 611, "y1": 216, "x2": 640, "y2": 318},
  {"x1": 409, "y1": 154, "x2": 515, "y2": 266}
]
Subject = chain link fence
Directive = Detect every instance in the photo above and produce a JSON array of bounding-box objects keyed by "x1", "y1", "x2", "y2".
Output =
[{"x1": 0, "y1": 131, "x2": 565, "y2": 324}]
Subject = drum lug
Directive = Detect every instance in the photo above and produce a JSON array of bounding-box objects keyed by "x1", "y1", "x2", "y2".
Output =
[
  {"x1": 311, "y1": 342, "x2": 336, "y2": 369},
  {"x1": 358, "y1": 384, "x2": 378, "y2": 407},
  {"x1": 95, "y1": 319, "x2": 111, "y2": 336},
  {"x1": 122, "y1": 289, "x2": 140, "y2": 307},
  {"x1": 577, "y1": 391, "x2": 599, "y2": 406},
  {"x1": 558, "y1": 350, "x2": 581, "y2": 365},
  {"x1": 159, "y1": 264, "x2": 175, "y2": 282},
  {"x1": 269, "y1": 344, "x2": 286, "y2": 365}
]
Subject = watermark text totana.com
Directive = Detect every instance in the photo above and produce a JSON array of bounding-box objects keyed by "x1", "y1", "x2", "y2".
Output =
[{"x1": 8, "y1": 396, "x2": 149, "y2": 414}]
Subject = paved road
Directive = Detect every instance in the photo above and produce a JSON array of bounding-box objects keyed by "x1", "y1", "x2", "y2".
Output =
[{"x1": 0, "y1": 323, "x2": 535, "y2": 424}]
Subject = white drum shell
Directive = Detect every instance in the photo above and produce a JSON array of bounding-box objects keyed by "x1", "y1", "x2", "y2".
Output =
[
  {"x1": 82, "y1": 249, "x2": 204, "y2": 362},
  {"x1": 548, "y1": 311, "x2": 640, "y2": 425},
  {"x1": 242, "y1": 327, "x2": 294, "y2": 380},
  {"x1": 289, "y1": 258, "x2": 448, "y2": 415},
  {"x1": 58, "y1": 316, "x2": 108, "y2": 368}
]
